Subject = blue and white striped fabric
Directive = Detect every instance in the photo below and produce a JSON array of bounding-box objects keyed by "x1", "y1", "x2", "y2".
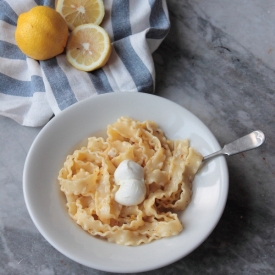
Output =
[{"x1": 0, "y1": 0, "x2": 170, "y2": 127}]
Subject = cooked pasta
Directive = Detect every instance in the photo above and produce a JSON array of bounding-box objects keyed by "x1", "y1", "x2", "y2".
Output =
[{"x1": 58, "y1": 117, "x2": 202, "y2": 245}]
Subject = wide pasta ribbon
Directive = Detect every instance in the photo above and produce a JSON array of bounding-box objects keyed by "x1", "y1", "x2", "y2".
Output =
[{"x1": 58, "y1": 117, "x2": 203, "y2": 246}]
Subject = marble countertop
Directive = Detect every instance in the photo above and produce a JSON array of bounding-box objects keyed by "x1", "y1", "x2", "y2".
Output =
[{"x1": 1, "y1": 0, "x2": 274, "y2": 274}]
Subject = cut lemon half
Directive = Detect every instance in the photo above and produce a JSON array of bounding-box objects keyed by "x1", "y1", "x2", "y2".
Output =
[
  {"x1": 56, "y1": 0, "x2": 105, "y2": 30},
  {"x1": 66, "y1": 23, "x2": 111, "y2": 71}
]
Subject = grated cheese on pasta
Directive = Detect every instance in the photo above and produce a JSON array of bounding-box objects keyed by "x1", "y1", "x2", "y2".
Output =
[{"x1": 58, "y1": 117, "x2": 202, "y2": 246}]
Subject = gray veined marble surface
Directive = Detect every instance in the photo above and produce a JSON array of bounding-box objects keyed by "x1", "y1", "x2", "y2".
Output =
[{"x1": 1, "y1": 0, "x2": 275, "y2": 274}]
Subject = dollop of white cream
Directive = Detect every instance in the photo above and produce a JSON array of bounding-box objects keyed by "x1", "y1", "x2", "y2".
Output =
[{"x1": 114, "y1": 160, "x2": 146, "y2": 206}]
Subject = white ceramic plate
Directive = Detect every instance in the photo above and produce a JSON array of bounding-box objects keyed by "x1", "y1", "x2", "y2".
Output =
[{"x1": 23, "y1": 92, "x2": 228, "y2": 273}]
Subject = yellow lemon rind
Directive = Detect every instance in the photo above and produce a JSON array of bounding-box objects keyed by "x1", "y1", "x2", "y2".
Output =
[{"x1": 15, "y1": 6, "x2": 68, "y2": 61}]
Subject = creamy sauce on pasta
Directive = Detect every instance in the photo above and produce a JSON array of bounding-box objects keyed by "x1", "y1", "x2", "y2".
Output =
[{"x1": 58, "y1": 117, "x2": 202, "y2": 246}]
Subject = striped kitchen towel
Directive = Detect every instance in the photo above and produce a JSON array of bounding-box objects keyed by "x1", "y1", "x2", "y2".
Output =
[{"x1": 0, "y1": 0, "x2": 170, "y2": 127}]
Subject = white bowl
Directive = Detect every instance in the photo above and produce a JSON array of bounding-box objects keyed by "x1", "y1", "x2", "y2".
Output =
[{"x1": 23, "y1": 93, "x2": 228, "y2": 273}]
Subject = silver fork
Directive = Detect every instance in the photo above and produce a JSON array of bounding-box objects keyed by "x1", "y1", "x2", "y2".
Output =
[{"x1": 203, "y1": 130, "x2": 265, "y2": 161}]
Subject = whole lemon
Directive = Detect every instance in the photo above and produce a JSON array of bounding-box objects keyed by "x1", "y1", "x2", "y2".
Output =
[{"x1": 15, "y1": 6, "x2": 68, "y2": 60}]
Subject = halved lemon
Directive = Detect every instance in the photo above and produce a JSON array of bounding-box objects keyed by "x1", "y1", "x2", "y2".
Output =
[
  {"x1": 66, "y1": 23, "x2": 111, "y2": 71},
  {"x1": 56, "y1": 0, "x2": 105, "y2": 30}
]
